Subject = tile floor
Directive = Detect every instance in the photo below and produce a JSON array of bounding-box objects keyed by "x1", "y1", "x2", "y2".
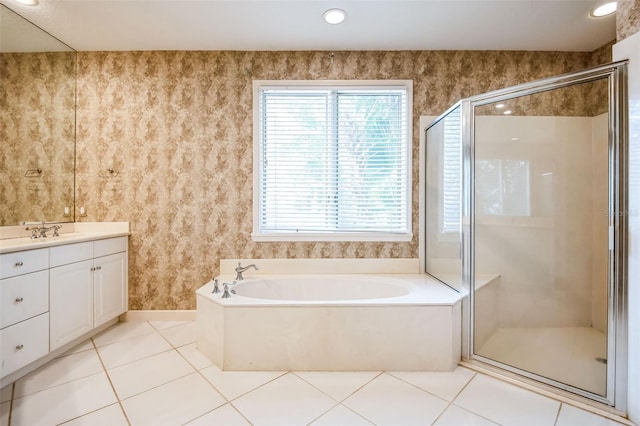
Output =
[{"x1": 0, "y1": 321, "x2": 628, "y2": 426}]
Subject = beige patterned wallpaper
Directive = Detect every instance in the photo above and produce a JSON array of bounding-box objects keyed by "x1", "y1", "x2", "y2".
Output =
[
  {"x1": 0, "y1": 52, "x2": 76, "y2": 226},
  {"x1": 617, "y1": 0, "x2": 640, "y2": 41},
  {"x1": 76, "y1": 48, "x2": 611, "y2": 310}
]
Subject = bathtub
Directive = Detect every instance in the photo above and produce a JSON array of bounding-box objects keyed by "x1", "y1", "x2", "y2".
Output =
[{"x1": 196, "y1": 263, "x2": 462, "y2": 371}]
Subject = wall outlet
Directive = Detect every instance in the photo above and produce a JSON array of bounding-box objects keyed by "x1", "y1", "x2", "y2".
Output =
[
  {"x1": 63, "y1": 206, "x2": 70, "y2": 217},
  {"x1": 79, "y1": 206, "x2": 87, "y2": 217}
]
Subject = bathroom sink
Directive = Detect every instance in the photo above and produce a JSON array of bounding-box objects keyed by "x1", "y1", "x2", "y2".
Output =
[{"x1": 0, "y1": 232, "x2": 93, "y2": 252}]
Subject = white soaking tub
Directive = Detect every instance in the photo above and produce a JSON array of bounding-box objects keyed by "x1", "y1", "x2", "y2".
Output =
[{"x1": 196, "y1": 262, "x2": 462, "y2": 371}]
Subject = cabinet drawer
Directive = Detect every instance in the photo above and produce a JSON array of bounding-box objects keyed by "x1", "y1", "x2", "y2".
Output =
[
  {"x1": 0, "y1": 313, "x2": 49, "y2": 378},
  {"x1": 50, "y1": 241, "x2": 93, "y2": 267},
  {"x1": 0, "y1": 270, "x2": 49, "y2": 329},
  {"x1": 94, "y1": 237, "x2": 127, "y2": 258},
  {"x1": 0, "y1": 248, "x2": 49, "y2": 279}
]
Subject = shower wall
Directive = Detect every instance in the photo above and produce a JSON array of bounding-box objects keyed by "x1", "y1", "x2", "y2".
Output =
[{"x1": 474, "y1": 113, "x2": 608, "y2": 329}]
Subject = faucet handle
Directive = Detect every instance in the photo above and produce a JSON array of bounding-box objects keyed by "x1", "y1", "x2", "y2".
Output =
[
  {"x1": 221, "y1": 283, "x2": 231, "y2": 299},
  {"x1": 211, "y1": 278, "x2": 220, "y2": 294},
  {"x1": 52, "y1": 225, "x2": 62, "y2": 237}
]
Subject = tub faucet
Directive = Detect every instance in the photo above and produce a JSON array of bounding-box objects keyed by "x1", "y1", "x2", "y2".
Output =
[{"x1": 235, "y1": 262, "x2": 258, "y2": 280}]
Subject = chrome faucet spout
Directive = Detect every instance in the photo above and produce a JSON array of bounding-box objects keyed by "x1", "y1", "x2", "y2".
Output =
[{"x1": 234, "y1": 262, "x2": 259, "y2": 280}]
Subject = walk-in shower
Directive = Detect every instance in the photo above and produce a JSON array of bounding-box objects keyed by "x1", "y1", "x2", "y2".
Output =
[{"x1": 425, "y1": 61, "x2": 628, "y2": 411}]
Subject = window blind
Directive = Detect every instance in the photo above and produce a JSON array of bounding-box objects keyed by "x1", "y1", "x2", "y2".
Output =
[
  {"x1": 257, "y1": 86, "x2": 410, "y2": 235},
  {"x1": 441, "y1": 107, "x2": 462, "y2": 233}
]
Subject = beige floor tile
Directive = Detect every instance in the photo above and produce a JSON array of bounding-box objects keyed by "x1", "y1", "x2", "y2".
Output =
[
  {"x1": 10, "y1": 373, "x2": 116, "y2": 426},
  {"x1": 177, "y1": 343, "x2": 214, "y2": 370},
  {"x1": 14, "y1": 349, "x2": 103, "y2": 398},
  {"x1": 343, "y1": 373, "x2": 448, "y2": 425},
  {"x1": 200, "y1": 364, "x2": 284, "y2": 400},
  {"x1": 185, "y1": 403, "x2": 250, "y2": 425},
  {"x1": 92, "y1": 321, "x2": 157, "y2": 347},
  {"x1": 389, "y1": 366, "x2": 475, "y2": 401},
  {"x1": 97, "y1": 331, "x2": 172, "y2": 369},
  {"x1": 233, "y1": 373, "x2": 335, "y2": 425},
  {"x1": 556, "y1": 404, "x2": 626, "y2": 426},
  {"x1": 454, "y1": 374, "x2": 560, "y2": 426},
  {"x1": 107, "y1": 349, "x2": 194, "y2": 399},
  {"x1": 295, "y1": 371, "x2": 380, "y2": 401},
  {"x1": 310, "y1": 404, "x2": 373, "y2": 425},
  {"x1": 159, "y1": 321, "x2": 197, "y2": 347},
  {"x1": 434, "y1": 404, "x2": 498, "y2": 425},
  {"x1": 121, "y1": 373, "x2": 225, "y2": 425},
  {"x1": 61, "y1": 403, "x2": 128, "y2": 425}
]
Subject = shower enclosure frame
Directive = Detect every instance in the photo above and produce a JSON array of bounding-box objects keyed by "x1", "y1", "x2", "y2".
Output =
[{"x1": 427, "y1": 61, "x2": 628, "y2": 411}]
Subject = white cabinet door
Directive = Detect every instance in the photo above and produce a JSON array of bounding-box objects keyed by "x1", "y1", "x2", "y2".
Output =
[
  {"x1": 49, "y1": 259, "x2": 94, "y2": 351},
  {"x1": 94, "y1": 252, "x2": 127, "y2": 327}
]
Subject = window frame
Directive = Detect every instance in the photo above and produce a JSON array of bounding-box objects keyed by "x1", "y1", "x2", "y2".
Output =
[{"x1": 252, "y1": 80, "x2": 413, "y2": 242}]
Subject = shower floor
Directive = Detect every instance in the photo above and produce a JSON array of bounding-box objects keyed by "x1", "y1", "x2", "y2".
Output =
[{"x1": 476, "y1": 327, "x2": 607, "y2": 396}]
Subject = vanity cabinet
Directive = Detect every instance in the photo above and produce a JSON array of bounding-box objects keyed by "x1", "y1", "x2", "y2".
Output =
[
  {"x1": 50, "y1": 237, "x2": 128, "y2": 350},
  {"x1": 0, "y1": 235, "x2": 128, "y2": 382},
  {"x1": 0, "y1": 248, "x2": 50, "y2": 378}
]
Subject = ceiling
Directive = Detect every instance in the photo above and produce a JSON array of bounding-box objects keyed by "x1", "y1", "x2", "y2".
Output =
[{"x1": 0, "y1": 0, "x2": 617, "y2": 52}]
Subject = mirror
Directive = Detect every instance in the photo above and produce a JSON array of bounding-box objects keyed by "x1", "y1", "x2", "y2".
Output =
[{"x1": 0, "y1": 4, "x2": 76, "y2": 226}]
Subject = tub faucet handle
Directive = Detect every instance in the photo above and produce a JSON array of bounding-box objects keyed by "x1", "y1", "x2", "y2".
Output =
[
  {"x1": 222, "y1": 283, "x2": 231, "y2": 299},
  {"x1": 211, "y1": 278, "x2": 220, "y2": 294}
]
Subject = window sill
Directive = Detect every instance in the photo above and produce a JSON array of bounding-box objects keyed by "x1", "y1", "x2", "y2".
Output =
[{"x1": 251, "y1": 232, "x2": 413, "y2": 242}]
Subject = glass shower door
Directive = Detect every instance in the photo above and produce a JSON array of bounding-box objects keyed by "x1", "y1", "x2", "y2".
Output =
[{"x1": 469, "y1": 64, "x2": 626, "y2": 405}]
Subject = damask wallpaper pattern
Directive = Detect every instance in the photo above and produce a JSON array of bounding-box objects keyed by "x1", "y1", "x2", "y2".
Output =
[
  {"x1": 617, "y1": 0, "x2": 640, "y2": 41},
  {"x1": 0, "y1": 52, "x2": 76, "y2": 226},
  {"x1": 76, "y1": 48, "x2": 612, "y2": 309}
]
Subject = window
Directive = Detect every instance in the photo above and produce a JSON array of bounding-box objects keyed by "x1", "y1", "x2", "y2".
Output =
[{"x1": 252, "y1": 81, "x2": 412, "y2": 241}]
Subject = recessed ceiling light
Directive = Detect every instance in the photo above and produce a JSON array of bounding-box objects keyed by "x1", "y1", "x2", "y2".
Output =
[
  {"x1": 503, "y1": 110, "x2": 513, "y2": 115},
  {"x1": 15, "y1": 0, "x2": 38, "y2": 5},
  {"x1": 495, "y1": 103, "x2": 505, "y2": 109},
  {"x1": 590, "y1": 2, "x2": 617, "y2": 17},
  {"x1": 323, "y1": 8, "x2": 347, "y2": 25}
]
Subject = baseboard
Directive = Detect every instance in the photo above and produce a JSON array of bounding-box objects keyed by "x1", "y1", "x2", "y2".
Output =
[{"x1": 119, "y1": 310, "x2": 197, "y2": 322}]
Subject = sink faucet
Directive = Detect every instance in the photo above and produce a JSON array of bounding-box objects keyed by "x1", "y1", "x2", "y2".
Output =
[
  {"x1": 26, "y1": 221, "x2": 62, "y2": 239},
  {"x1": 235, "y1": 262, "x2": 258, "y2": 280}
]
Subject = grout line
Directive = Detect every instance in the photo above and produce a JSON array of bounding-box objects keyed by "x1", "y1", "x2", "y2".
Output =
[
  {"x1": 228, "y1": 401, "x2": 255, "y2": 425},
  {"x1": 429, "y1": 400, "x2": 453, "y2": 426},
  {"x1": 554, "y1": 403, "x2": 563, "y2": 425},
  {"x1": 226, "y1": 371, "x2": 290, "y2": 403},
  {"x1": 91, "y1": 336, "x2": 132, "y2": 426},
  {"x1": 7, "y1": 382, "x2": 15, "y2": 426},
  {"x1": 304, "y1": 401, "x2": 341, "y2": 425},
  {"x1": 290, "y1": 370, "x2": 383, "y2": 403},
  {"x1": 383, "y1": 371, "x2": 454, "y2": 405}
]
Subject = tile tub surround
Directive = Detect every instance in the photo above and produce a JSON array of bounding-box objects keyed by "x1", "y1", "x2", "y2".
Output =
[
  {"x1": 196, "y1": 269, "x2": 462, "y2": 371},
  {"x1": 74, "y1": 47, "x2": 614, "y2": 311},
  {"x1": 0, "y1": 320, "x2": 630, "y2": 426}
]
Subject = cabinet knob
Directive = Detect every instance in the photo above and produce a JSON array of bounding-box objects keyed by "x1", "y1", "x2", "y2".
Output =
[
  {"x1": 97, "y1": 266, "x2": 102, "y2": 270},
  {"x1": 14, "y1": 261, "x2": 24, "y2": 267},
  {"x1": 15, "y1": 297, "x2": 24, "y2": 303},
  {"x1": 91, "y1": 267, "x2": 95, "y2": 271},
  {"x1": 16, "y1": 344, "x2": 24, "y2": 350}
]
